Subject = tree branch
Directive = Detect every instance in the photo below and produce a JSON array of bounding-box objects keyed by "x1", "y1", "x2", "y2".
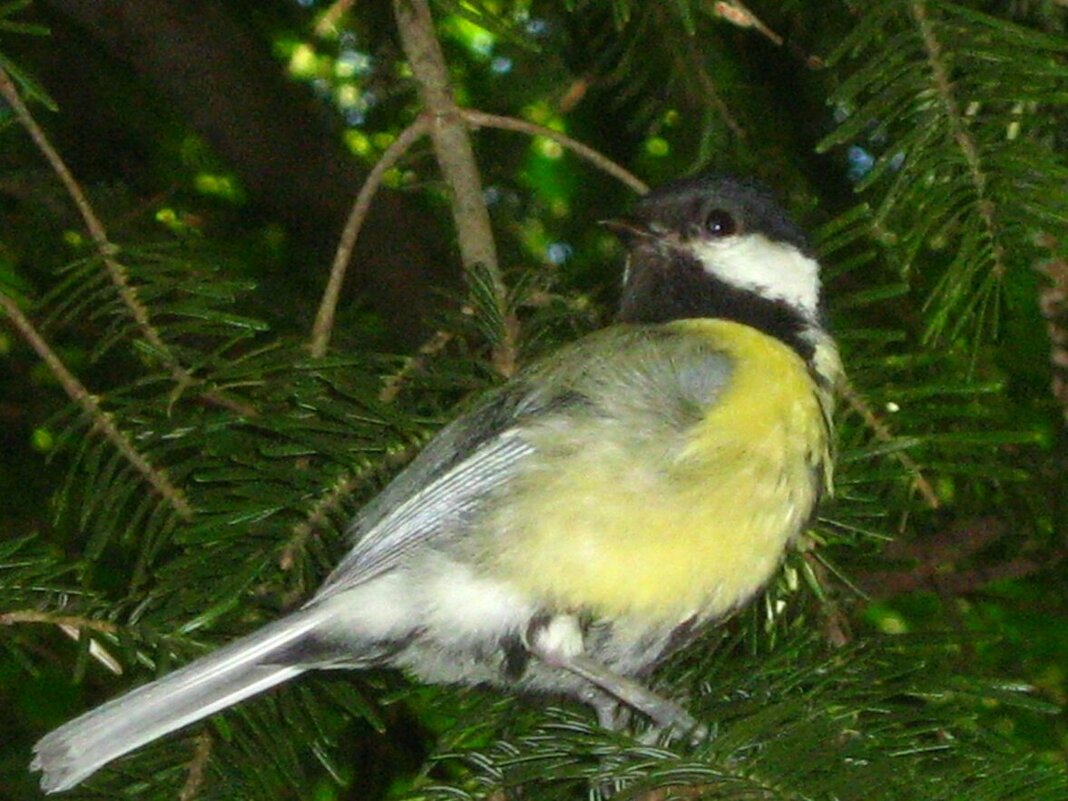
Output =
[
  {"x1": 0, "y1": 609, "x2": 118, "y2": 632},
  {"x1": 0, "y1": 67, "x2": 179, "y2": 375},
  {"x1": 0, "y1": 293, "x2": 194, "y2": 519},
  {"x1": 912, "y1": 1, "x2": 1006, "y2": 278},
  {"x1": 309, "y1": 116, "x2": 430, "y2": 357},
  {"x1": 839, "y1": 379, "x2": 941, "y2": 510},
  {"x1": 857, "y1": 518, "x2": 1068, "y2": 598},
  {"x1": 179, "y1": 731, "x2": 213, "y2": 801},
  {"x1": 392, "y1": 0, "x2": 517, "y2": 375},
  {"x1": 279, "y1": 442, "x2": 423, "y2": 573},
  {"x1": 459, "y1": 110, "x2": 649, "y2": 194},
  {"x1": 314, "y1": 0, "x2": 358, "y2": 37},
  {"x1": 1035, "y1": 238, "x2": 1068, "y2": 425},
  {"x1": 378, "y1": 329, "x2": 455, "y2": 403},
  {"x1": 0, "y1": 65, "x2": 255, "y2": 415}
]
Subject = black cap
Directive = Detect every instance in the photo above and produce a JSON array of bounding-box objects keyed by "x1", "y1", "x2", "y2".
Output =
[{"x1": 631, "y1": 174, "x2": 812, "y2": 256}]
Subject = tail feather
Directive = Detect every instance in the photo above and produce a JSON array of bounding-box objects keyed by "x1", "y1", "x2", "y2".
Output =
[{"x1": 32, "y1": 608, "x2": 332, "y2": 794}]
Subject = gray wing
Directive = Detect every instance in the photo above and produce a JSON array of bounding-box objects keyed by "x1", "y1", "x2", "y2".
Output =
[
  {"x1": 312, "y1": 324, "x2": 731, "y2": 601},
  {"x1": 312, "y1": 379, "x2": 562, "y2": 599}
]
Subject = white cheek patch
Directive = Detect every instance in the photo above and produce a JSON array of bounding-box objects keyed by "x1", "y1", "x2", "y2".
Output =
[{"x1": 691, "y1": 234, "x2": 821, "y2": 320}]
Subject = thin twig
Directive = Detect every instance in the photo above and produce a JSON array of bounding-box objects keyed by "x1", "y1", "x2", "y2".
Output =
[
  {"x1": 711, "y1": 1, "x2": 824, "y2": 69},
  {"x1": 392, "y1": 0, "x2": 517, "y2": 376},
  {"x1": 712, "y1": 1, "x2": 782, "y2": 44},
  {"x1": 0, "y1": 609, "x2": 119, "y2": 632},
  {"x1": 379, "y1": 329, "x2": 455, "y2": 402},
  {"x1": 858, "y1": 515, "x2": 1067, "y2": 598},
  {"x1": 663, "y1": 10, "x2": 746, "y2": 139},
  {"x1": 279, "y1": 441, "x2": 423, "y2": 571},
  {"x1": 309, "y1": 116, "x2": 430, "y2": 357},
  {"x1": 0, "y1": 67, "x2": 251, "y2": 415},
  {"x1": 0, "y1": 293, "x2": 195, "y2": 518},
  {"x1": 179, "y1": 732, "x2": 213, "y2": 801},
  {"x1": 838, "y1": 378, "x2": 941, "y2": 509},
  {"x1": 0, "y1": 68, "x2": 179, "y2": 375},
  {"x1": 1, "y1": 610, "x2": 123, "y2": 671},
  {"x1": 314, "y1": 0, "x2": 358, "y2": 36},
  {"x1": 801, "y1": 551, "x2": 853, "y2": 647},
  {"x1": 460, "y1": 109, "x2": 649, "y2": 195}
]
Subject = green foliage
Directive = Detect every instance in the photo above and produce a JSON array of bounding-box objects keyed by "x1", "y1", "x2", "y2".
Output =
[
  {"x1": 418, "y1": 634, "x2": 1065, "y2": 801},
  {"x1": 0, "y1": 0, "x2": 1065, "y2": 799},
  {"x1": 820, "y1": 0, "x2": 1068, "y2": 347}
]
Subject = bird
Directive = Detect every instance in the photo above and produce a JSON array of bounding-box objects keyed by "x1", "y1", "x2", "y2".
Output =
[{"x1": 31, "y1": 174, "x2": 842, "y2": 794}]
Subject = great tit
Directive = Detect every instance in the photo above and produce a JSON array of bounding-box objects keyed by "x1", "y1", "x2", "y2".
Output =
[{"x1": 32, "y1": 174, "x2": 842, "y2": 793}]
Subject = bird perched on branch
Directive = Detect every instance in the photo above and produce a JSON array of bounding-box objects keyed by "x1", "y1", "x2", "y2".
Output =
[{"x1": 32, "y1": 174, "x2": 841, "y2": 793}]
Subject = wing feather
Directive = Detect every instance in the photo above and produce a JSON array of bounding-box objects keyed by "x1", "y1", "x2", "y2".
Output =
[
  {"x1": 311, "y1": 324, "x2": 733, "y2": 601},
  {"x1": 313, "y1": 382, "x2": 547, "y2": 598}
]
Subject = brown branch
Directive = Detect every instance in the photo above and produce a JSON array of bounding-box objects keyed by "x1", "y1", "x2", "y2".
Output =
[
  {"x1": 309, "y1": 116, "x2": 430, "y2": 357},
  {"x1": 0, "y1": 66, "x2": 254, "y2": 415},
  {"x1": 801, "y1": 551, "x2": 854, "y2": 647},
  {"x1": 279, "y1": 441, "x2": 423, "y2": 571},
  {"x1": 711, "y1": 2, "x2": 824, "y2": 69},
  {"x1": 0, "y1": 293, "x2": 194, "y2": 518},
  {"x1": 459, "y1": 110, "x2": 649, "y2": 195},
  {"x1": 712, "y1": 1, "x2": 781, "y2": 44},
  {"x1": 882, "y1": 516, "x2": 1003, "y2": 564},
  {"x1": 861, "y1": 553, "x2": 1067, "y2": 598},
  {"x1": 392, "y1": 0, "x2": 517, "y2": 376},
  {"x1": 0, "y1": 68, "x2": 180, "y2": 373},
  {"x1": 379, "y1": 329, "x2": 455, "y2": 403},
  {"x1": 179, "y1": 732, "x2": 213, "y2": 801},
  {"x1": 314, "y1": 0, "x2": 358, "y2": 36},
  {"x1": 1035, "y1": 239, "x2": 1068, "y2": 425},
  {"x1": 0, "y1": 609, "x2": 119, "y2": 632},
  {"x1": 839, "y1": 379, "x2": 941, "y2": 510},
  {"x1": 2, "y1": 611, "x2": 124, "y2": 672},
  {"x1": 857, "y1": 517, "x2": 1068, "y2": 598}
]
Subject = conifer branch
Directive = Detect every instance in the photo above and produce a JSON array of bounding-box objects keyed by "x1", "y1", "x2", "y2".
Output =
[
  {"x1": 0, "y1": 609, "x2": 119, "y2": 633},
  {"x1": 674, "y1": 23, "x2": 747, "y2": 139},
  {"x1": 0, "y1": 66, "x2": 253, "y2": 415},
  {"x1": 179, "y1": 732, "x2": 213, "y2": 801},
  {"x1": 392, "y1": 0, "x2": 517, "y2": 376},
  {"x1": 911, "y1": 1, "x2": 1006, "y2": 278},
  {"x1": 279, "y1": 441, "x2": 423, "y2": 571},
  {"x1": 839, "y1": 379, "x2": 941, "y2": 510},
  {"x1": 379, "y1": 328, "x2": 455, "y2": 403},
  {"x1": 0, "y1": 67, "x2": 180, "y2": 374},
  {"x1": 459, "y1": 110, "x2": 649, "y2": 193},
  {"x1": 0, "y1": 293, "x2": 194, "y2": 519},
  {"x1": 310, "y1": 116, "x2": 430, "y2": 357}
]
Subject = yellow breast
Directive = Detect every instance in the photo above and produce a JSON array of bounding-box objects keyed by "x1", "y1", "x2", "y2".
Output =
[{"x1": 489, "y1": 319, "x2": 833, "y2": 623}]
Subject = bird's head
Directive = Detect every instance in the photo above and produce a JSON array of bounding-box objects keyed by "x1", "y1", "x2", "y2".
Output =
[{"x1": 605, "y1": 175, "x2": 826, "y2": 354}]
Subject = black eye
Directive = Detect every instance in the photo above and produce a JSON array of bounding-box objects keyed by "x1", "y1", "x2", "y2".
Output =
[{"x1": 704, "y1": 208, "x2": 737, "y2": 237}]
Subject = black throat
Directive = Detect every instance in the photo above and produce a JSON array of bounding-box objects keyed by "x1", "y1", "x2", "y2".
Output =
[{"x1": 616, "y1": 249, "x2": 815, "y2": 362}]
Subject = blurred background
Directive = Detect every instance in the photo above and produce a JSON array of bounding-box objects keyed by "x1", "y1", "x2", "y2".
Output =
[{"x1": 0, "y1": 1, "x2": 1065, "y2": 799}]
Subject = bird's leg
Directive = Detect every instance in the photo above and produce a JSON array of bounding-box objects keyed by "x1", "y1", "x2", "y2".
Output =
[
  {"x1": 576, "y1": 684, "x2": 628, "y2": 730},
  {"x1": 526, "y1": 615, "x2": 707, "y2": 739}
]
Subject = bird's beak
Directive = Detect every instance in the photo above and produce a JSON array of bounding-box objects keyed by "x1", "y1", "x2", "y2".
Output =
[{"x1": 598, "y1": 216, "x2": 654, "y2": 243}]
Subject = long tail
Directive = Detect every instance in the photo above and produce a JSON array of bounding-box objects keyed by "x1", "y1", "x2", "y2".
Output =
[{"x1": 32, "y1": 607, "x2": 334, "y2": 794}]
